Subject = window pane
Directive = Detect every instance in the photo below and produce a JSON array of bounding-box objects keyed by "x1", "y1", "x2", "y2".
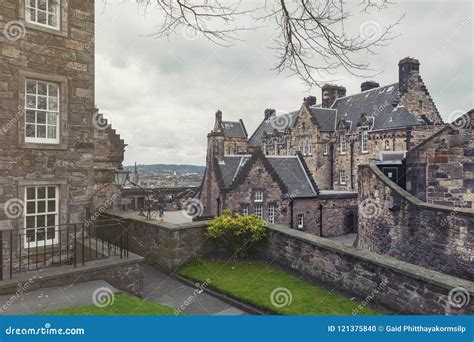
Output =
[
  {"x1": 37, "y1": 187, "x2": 46, "y2": 199},
  {"x1": 26, "y1": 187, "x2": 36, "y2": 200},
  {"x1": 37, "y1": 201, "x2": 46, "y2": 213},
  {"x1": 48, "y1": 187, "x2": 56, "y2": 198},
  {"x1": 47, "y1": 227, "x2": 55, "y2": 240},
  {"x1": 37, "y1": 215, "x2": 46, "y2": 227},
  {"x1": 26, "y1": 124, "x2": 36, "y2": 137},
  {"x1": 47, "y1": 126, "x2": 56, "y2": 139},
  {"x1": 47, "y1": 112, "x2": 57, "y2": 125},
  {"x1": 48, "y1": 83, "x2": 58, "y2": 97},
  {"x1": 47, "y1": 214, "x2": 55, "y2": 226},
  {"x1": 38, "y1": 0, "x2": 47, "y2": 11},
  {"x1": 48, "y1": 14, "x2": 57, "y2": 27},
  {"x1": 26, "y1": 201, "x2": 36, "y2": 214},
  {"x1": 26, "y1": 95, "x2": 36, "y2": 109},
  {"x1": 37, "y1": 82, "x2": 47, "y2": 95},
  {"x1": 37, "y1": 112, "x2": 46, "y2": 124},
  {"x1": 37, "y1": 125, "x2": 46, "y2": 138},
  {"x1": 26, "y1": 216, "x2": 36, "y2": 229},
  {"x1": 37, "y1": 96, "x2": 47, "y2": 110},
  {"x1": 29, "y1": 0, "x2": 36, "y2": 7},
  {"x1": 38, "y1": 10, "x2": 47, "y2": 24},
  {"x1": 47, "y1": 200, "x2": 55, "y2": 212},
  {"x1": 26, "y1": 229, "x2": 36, "y2": 243},
  {"x1": 28, "y1": 9, "x2": 36, "y2": 22},
  {"x1": 37, "y1": 228, "x2": 45, "y2": 241},
  {"x1": 26, "y1": 110, "x2": 36, "y2": 123},
  {"x1": 48, "y1": 98, "x2": 58, "y2": 111},
  {"x1": 26, "y1": 80, "x2": 36, "y2": 94}
]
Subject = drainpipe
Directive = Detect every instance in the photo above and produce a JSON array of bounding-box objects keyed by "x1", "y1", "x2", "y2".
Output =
[
  {"x1": 350, "y1": 142, "x2": 354, "y2": 190},
  {"x1": 330, "y1": 144, "x2": 334, "y2": 190},
  {"x1": 289, "y1": 200, "x2": 294, "y2": 228},
  {"x1": 217, "y1": 197, "x2": 221, "y2": 216},
  {"x1": 319, "y1": 203, "x2": 323, "y2": 237}
]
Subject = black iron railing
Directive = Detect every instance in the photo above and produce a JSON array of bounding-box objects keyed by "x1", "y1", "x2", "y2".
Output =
[{"x1": 0, "y1": 218, "x2": 129, "y2": 280}]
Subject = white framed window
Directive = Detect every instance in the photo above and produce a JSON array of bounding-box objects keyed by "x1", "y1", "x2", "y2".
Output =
[
  {"x1": 361, "y1": 130, "x2": 369, "y2": 153},
  {"x1": 263, "y1": 141, "x2": 267, "y2": 155},
  {"x1": 241, "y1": 205, "x2": 249, "y2": 215},
  {"x1": 26, "y1": 0, "x2": 61, "y2": 30},
  {"x1": 254, "y1": 191, "x2": 264, "y2": 202},
  {"x1": 286, "y1": 140, "x2": 291, "y2": 155},
  {"x1": 268, "y1": 204, "x2": 275, "y2": 224},
  {"x1": 385, "y1": 140, "x2": 390, "y2": 150},
  {"x1": 25, "y1": 79, "x2": 60, "y2": 144},
  {"x1": 24, "y1": 185, "x2": 59, "y2": 248},
  {"x1": 307, "y1": 137, "x2": 312, "y2": 155},
  {"x1": 324, "y1": 143, "x2": 329, "y2": 155},
  {"x1": 340, "y1": 134, "x2": 347, "y2": 154},
  {"x1": 339, "y1": 170, "x2": 347, "y2": 185},
  {"x1": 254, "y1": 205, "x2": 263, "y2": 219},
  {"x1": 297, "y1": 214, "x2": 304, "y2": 229},
  {"x1": 274, "y1": 140, "x2": 278, "y2": 155}
]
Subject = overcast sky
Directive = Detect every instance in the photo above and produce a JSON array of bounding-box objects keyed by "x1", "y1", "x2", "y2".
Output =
[{"x1": 95, "y1": 0, "x2": 473, "y2": 166}]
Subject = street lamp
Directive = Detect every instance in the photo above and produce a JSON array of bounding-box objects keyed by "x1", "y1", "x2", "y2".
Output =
[{"x1": 114, "y1": 168, "x2": 129, "y2": 188}]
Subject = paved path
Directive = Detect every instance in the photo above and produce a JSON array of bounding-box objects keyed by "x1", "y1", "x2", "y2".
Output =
[
  {"x1": 0, "y1": 280, "x2": 119, "y2": 315},
  {"x1": 142, "y1": 264, "x2": 247, "y2": 316},
  {"x1": 0, "y1": 265, "x2": 247, "y2": 316}
]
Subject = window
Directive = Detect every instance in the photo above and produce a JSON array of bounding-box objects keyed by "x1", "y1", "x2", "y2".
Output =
[
  {"x1": 340, "y1": 134, "x2": 346, "y2": 154},
  {"x1": 25, "y1": 79, "x2": 59, "y2": 144},
  {"x1": 384, "y1": 140, "x2": 390, "y2": 150},
  {"x1": 339, "y1": 170, "x2": 346, "y2": 184},
  {"x1": 324, "y1": 143, "x2": 329, "y2": 156},
  {"x1": 26, "y1": 0, "x2": 61, "y2": 30},
  {"x1": 297, "y1": 214, "x2": 304, "y2": 229},
  {"x1": 361, "y1": 130, "x2": 369, "y2": 153},
  {"x1": 268, "y1": 204, "x2": 275, "y2": 224},
  {"x1": 254, "y1": 191, "x2": 263, "y2": 202},
  {"x1": 263, "y1": 141, "x2": 267, "y2": 155},
  {"x1": 241, "y1": 205, "x2": 249, "y2": 215},
  {"x1": 300, "y1": 137, "x2": 312, "y2": 156},
  {"x1": 254, "y1": 205, "x2": 263, "y2": 219},
  {"x1": 24, "y1": 185, "x2": 59, "y2": 248},
  {"x1": 307, "y1": 137, "x2": 312, "y2": 155},
  {"x1": 286, "y1": 140, "x2": 291, "y2": 155},
  {"x1": 274, "y1": 140, "x2": 278, "y2": 155}
]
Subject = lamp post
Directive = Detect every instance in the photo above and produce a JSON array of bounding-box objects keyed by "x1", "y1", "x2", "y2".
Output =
[{"x1": 113, "y1": 166, "x2": 153, "y2": 220}]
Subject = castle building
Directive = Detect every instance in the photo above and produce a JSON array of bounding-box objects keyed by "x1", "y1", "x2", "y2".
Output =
[
  {"x1": 0, "y1": 1, "x2": 124, "y2": 252},
  {"x1": 199, "y1": 57, "x2": 473, "y2": 235}
]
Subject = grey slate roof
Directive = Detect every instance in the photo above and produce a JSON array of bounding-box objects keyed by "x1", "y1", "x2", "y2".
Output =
[
  {"x1": 309, "y1": 108, "x2": 337, "y2": 132},
  {"x1": 220, "y1": 121, "x2": 247, "y2": 138},
  {"x1": 216, "y1": 155, "x2": 317, "y2": 197},
  {"x1": 248, "y1": 111, "x2": 298, "y2": 147},
  {"x1": 266, "y1": 156, "x2": 317, "y2": 197}
]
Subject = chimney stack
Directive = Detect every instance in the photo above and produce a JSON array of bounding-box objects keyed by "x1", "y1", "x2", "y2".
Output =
[
  {"x1": 399, "y1": 57, "x2": 420, "y2": 93},
  {"x1": 361, "y1": 81, "x2": 380, "y2": 92},
  {"x1": 264, "y1": 108, "x2": 276, "y2": 120},
  {"x1": 322, "y1": 84, "x2": 346, "y2": 108},
  {"x1": 304, "y1": 95, "x2": 317, "y2": 107}
]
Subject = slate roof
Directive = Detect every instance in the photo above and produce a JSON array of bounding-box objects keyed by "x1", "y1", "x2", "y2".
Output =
[
  {"x1": 215, "y1": 153, "x2": 317, "y2": 198},
  {"x1": 220, "y1": 121, "x2": 247, "y2": 138},
  {"x1": 248, "y1": 82, "x2": 424, "y2": 146}
]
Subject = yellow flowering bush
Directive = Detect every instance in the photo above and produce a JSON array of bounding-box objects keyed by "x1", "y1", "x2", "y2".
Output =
[{"x1": 207, "y1": 210, "x2": 267, "y2": 257}]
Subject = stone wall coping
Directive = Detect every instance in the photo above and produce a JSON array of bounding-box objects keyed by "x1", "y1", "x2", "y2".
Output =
[
  {"x1": 0, "y1": 253, "x2": 143, "y2": 293},
  {"x1": 268, "y1": 223, "x2": 474, "y2": 293},
  {"x1": 106, "y1": 211, "x2": 212, "y2": 231},
  {"x1": 361, "y1": 163, "x2": 474, "y2": 216}
]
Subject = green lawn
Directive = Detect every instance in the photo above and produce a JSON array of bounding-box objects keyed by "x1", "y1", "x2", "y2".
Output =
[
  {"x1": 179, "y1": 259, "x2": 384, "y2": 315},
  {"x1": 41, "y1": 293, "x2": 177, "y2": 316}
]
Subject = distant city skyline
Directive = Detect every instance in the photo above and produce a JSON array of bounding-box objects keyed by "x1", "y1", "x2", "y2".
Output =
[{"x1": 95, "y1": 0, "x2": 473, "y2": 166}]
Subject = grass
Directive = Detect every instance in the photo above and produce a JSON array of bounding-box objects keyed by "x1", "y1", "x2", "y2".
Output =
[
  {"x1": 41, "y1": 293, "x2": 177, "y2": 316},
  {"x1": 179, "y1": 259, "x2": 384, "y2": 315}
]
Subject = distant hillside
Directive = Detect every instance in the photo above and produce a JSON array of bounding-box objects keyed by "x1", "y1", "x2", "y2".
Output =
[{"x1": 124, "y1": 164, "x2": 205, "y2": 175}]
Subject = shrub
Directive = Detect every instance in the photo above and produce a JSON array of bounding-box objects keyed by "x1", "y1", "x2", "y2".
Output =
[{"x1": 207, "y1": 210, "x2": 267, "y2": 257}]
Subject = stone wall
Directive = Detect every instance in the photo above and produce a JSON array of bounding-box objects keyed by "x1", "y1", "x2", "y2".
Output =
[
  {"x1": 357, "y1": 163, "x2": 473, "y2": 280},
  {"x1": 292, "y1": 195, "x2": 357, "y2": 237},
  {"x1": 258, "y1": 224, "x2": 473, "y2": 315},
  {"x1": 406, "y1": 119, "x2": 473, "y2": 208}
]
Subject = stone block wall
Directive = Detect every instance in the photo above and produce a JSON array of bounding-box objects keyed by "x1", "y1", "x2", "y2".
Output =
[
  {"x1": 357, "y1": 163, "x2": 473, "y2": 280},
  {"x1": 292, "y1": 195, "x2": 357, "y2": 237}
]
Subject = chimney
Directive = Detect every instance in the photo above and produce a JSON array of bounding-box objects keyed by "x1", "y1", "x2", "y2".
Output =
[
  {"x1": 399, "y1": 57, "x2": 420, "y2": 93},
  {"x1": 264, "y1": 108, "x2": 276, "y2": 120},
  {"x1": 322, "y1": 84, "x2": 346, "y2": 108},
  {"x1": 212, "y1": 109, "x2": 223, "y2": 132},
  {"x1": 361, "y1": 81, "x2": 380, "y2": 92},
  {"x1": 304, "y1": 95, "x2": 317, "y2": 107},
  {"x1": 208, "y1": 110, "x2": 225, "y2": 162}
]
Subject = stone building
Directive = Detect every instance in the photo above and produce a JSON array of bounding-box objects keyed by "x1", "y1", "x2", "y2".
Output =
[{"x1": 0, "y1": 0, "x2": 124, "y2": 258}]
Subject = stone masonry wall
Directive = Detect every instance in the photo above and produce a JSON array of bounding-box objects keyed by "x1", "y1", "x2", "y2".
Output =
[
  {"x1": 357, "y1": 163, "x2": 473, "y2": 280},
  {"x1": 292, "y1": 196, "x2": 357, "y2": 237}
]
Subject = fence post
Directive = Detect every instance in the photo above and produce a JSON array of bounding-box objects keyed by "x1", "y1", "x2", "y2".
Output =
[
  {"x1": 81, "y1": 224, "x2": 85, "y2": 266},
  {"x1": 74, "y1": 224, "x2": 77, "y2": 267},
  {"x1": 0, "y1": 231, "x2": 3, "y2": 281},
  {"x1": 9, "y1": 230, "x2": 13, "y2": 280}
]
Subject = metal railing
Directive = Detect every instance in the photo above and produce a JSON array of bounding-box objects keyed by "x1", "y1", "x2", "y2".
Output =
[{"x1": 0, "y1": 218, "x2": 129, "y2": 280}]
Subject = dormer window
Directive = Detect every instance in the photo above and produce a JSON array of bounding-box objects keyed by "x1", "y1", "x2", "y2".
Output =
[
  {"x1": 254, "y1": 191, "x2": 264, "y2": 202},
  {"x1": 26, "y1": 0, "x2": 61, "y2": 30},
  {"x1": 339, "y1": 134, "x2": 347, "y2": 155},
  {"x1": 324, "y1": 143, "x2": 329, "y2": 155}
]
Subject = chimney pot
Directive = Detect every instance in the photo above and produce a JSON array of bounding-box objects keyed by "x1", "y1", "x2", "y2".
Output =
[
  {"x1": 399, "y1": 57, "x2": 420, "y2": 93},
  {"x1": 264, "y1": 108, "x2": 276, "y2": 120},
  {"x1": 321, "y1": 84, "x2": 346, "y2": 108},
  {"x1": 304, "y1": 95, "x2": 317, "y2": 107},
  {"x1": 361, "y1": 81, "x2": 380, "y2": 92}
]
